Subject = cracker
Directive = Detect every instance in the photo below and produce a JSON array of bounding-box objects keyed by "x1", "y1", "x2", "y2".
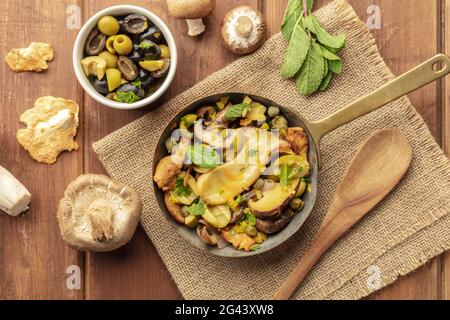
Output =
[
  {"x1": 5, "y1": 42, "x2": 54, "y2": 72},
  {"x1": 17, "y1": 96, "x2": 79, "y2": 164}
]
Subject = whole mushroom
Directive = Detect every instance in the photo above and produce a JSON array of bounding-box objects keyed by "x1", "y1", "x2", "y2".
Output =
[
  {"x1": 166, "y1": 0, "x2": 216, "y2": 36},
  {"x1": 57, "y1": 174, "x2": 142, "y2": 252},
  {"x1": 221, "y1": 5, "x2": 267, "y2": 55}
]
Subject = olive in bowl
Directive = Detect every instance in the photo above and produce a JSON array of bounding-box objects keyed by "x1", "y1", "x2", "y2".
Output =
[{"x1": 73, "y1": 5, "x2": 177, "y2": 110}]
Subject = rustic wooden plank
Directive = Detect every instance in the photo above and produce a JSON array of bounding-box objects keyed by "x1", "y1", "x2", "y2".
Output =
[
  {"x1": 0, "y1": 0, "x2": 84, "y2": 299},
  {"x1": 264, "y1": 0, "x2": 441, "y2": 300},
  {"x1": 443, "y1": 0, "x2": 450, "y2": 301},
  {"x1": 82, "y1": 0, "x2": 254, "y2": 299}
]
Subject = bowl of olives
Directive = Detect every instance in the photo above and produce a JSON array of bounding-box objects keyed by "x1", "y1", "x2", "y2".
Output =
[{"x1": 73, "y1": 5, "x2": 177, "y2": 109}]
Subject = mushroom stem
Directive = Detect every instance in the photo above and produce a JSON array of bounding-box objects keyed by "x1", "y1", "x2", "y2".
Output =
[
  {"x1": 186, "y1": 18, "x2": 206, "y2": 36},
  {"x1": 88, "y1": 202, "x2": 115, "y2": 242}
]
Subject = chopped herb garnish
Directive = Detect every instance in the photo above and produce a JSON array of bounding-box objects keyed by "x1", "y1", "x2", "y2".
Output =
[
  {"x1": 250, "y1": 244, "x2": 261, "y2": 251},
  {"x1": 188, "y1": 144, "x2": 220, "y2": 169},
  {"x1": 139, "y1": 41, "x2": 154, "y2": 49},
  {"x1": 240, "y1": 212, "x2": 256, "y2": 226},
  {"x1": 115, "y1": 91, "x2": 141, "y2": 104},
  {"x1": 224, "y1": 103, "x2": 250, "y2": 121},
  {"x1": 186, "y1": 199, "x2": 206, "y2": 216},
  {"x1": 174, "y1": 176, "x2": 191, "y2": 197},
  {"x1": 131, "y1": 79, "x2": 142, "y2": 87}
]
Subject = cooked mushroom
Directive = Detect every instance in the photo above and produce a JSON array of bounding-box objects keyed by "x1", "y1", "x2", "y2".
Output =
[
  {"x1": 166, "y1": 0, "x2": 216, "y2": 36},
  {"x1": 85, "y1": 29, "x2": 106, "y2": 55},
  {"x1": 255, "y1": 209, "x2": 295, "y2": 234},
  {"x1": 285, "y1": 127, "x2": 309, "y2": 156},
  {"x1": 196, "y1": 224, "x2": 218, "y2": 245},
  {"x1": 221, "y1": 5, "x2": 266, "y2": 55},
  {"x1": 153, "y1": 155, "x2": 183, "y2": 191},
  {"x1": 57, "y1": 174, "x2": 142, "y2": 252},
  {"x1": 164, "y1": 192, "x2": 185, "y2": 224}
]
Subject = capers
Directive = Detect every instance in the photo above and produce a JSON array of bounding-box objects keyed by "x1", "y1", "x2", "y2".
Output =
[
  {"x1": 105, "y1": 68, "x2": 122, "y2": 91},
  {"x1": 123, "y1": 14, "x2": 149, "y2": 34},
  {"x1": 289, "y1": 198, "x2": 304, "y2": 210},
  {"x1": 113, "y1": 34, "x2": 133, "y2": 55},
  {"x1": 99, "y1": 51, "x2": 118, "y2": 68},
  {"x1": 253, "y1": 178, "x2": 264, "y2": 190},
  {"x1": 268, "y1": 106, "x2": 280, "y2": 118},
  {"x1": 98, "y1": 16, "x2": 120, "y2": 36},
  {"x1": 117, "y1": 56, "x2": 138, "y2": 81},
  {"x1": 271, "y1": 115, "x2": 288, "y2": 130},
  {"x1": 244, "y1": 225, "x2": 258, "y2": 237},
  {"x1": 85, "y1": 29, "x2": 106, "y2": 55}
]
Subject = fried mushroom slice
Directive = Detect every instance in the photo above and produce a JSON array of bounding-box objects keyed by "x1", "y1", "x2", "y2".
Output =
[
  {"x1": 57, "y1": 174, "x2": 142, "y2": 252},
  {"x1": 164, "y1": 192, "x2": 185, "y2": 224},
  {"x1": 285, "y1": 127, "x2": 308, "y2": 156},
  {"x1": 154, "y1": 156, "x2": 182, "y2": 191},
  {"x1": 255, "y1": 209, "x2": 295, "y2": 234},
  {"x1": 197, "y1": 224, "x2": 218, "y2": 245}
]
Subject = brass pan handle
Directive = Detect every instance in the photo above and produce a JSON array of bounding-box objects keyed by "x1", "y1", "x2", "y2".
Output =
[{"x1": 309, "y1": 54, "x2": 450, "y2": 143}]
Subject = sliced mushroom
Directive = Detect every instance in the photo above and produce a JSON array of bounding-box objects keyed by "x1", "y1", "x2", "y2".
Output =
[
  {"x1": 123, "y1": 14, "x2": 149, "y2": 34},
  {"x1": 229, "y1": 207, "x2": 245, "y2": 224},
  {"x1": 57, "y1": 174, "x2": 142, "y2": 252},
  {"x1": 85, "y1": 29, "x2": 106, "y2": 55},
  {"x1": 221, "y1": 6, "x2": 266, "y2": 55},
  {"x1": 117, "y1": 56, "x2": 139, "y2": 81},
  {"x1": 197, "y1": 224, "x2": 218, "y2": 245},
  {"x1": 166, "y1": 0, "x2": 216, "y2": 36},
  {"x1": 255, "y1": 209, "x2": 294, "y2": 234},
  {"x1": 164, "y1": 192, "x2": 185, "y2": 224},
  {"x1": 153, "y1": 156, "x2": 183, "y2": 191},
  {"x1": 196, "y1": 106, "x2": 216, "y2": 122}
]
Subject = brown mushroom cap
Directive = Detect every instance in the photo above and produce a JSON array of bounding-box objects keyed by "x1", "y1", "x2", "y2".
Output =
[
  {"x1": 166, "y1": 0, "x2": 215, "y2": 19},
  {"x1": 221, "y1": 5, "x2": 267, "y2": 55},
  {"x1": 57, "y1": 174, "x2": 142, "y2": 252}
]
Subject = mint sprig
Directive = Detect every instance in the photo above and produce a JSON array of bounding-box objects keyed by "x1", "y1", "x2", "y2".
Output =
[
  {"x1": 186, "y1": 200, "x2": 206, "y2": 216},
  {"x1": 281, "y1": 0, "x2": 346, "y2": 96}
]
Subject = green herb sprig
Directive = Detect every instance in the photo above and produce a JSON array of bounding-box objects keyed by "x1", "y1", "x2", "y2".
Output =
[
  {"x1": 281, "y1": 0, "x2": 345, "y2": 96},
  {"x1": 186, "y1": 199, "x2": 206, "y2": 216}
]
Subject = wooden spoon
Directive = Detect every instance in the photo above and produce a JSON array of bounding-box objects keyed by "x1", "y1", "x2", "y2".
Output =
[{"x1": 273, "y1": 129, "x2": 412, "y2": 300}]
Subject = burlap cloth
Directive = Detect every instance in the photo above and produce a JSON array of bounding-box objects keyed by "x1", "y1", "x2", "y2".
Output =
[{"x1": 93, "y1": 0, "x2": 450, "y2": 299}]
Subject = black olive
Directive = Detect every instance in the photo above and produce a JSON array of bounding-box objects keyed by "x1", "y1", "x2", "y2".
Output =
[
  {"x1": 139, "y1": 68, "x2": 150, "y2": 79},
  {"x1": 89, "y1": 77, "x2": 108, "y2": 95},
  {"x1": 116, "y1": 83, "x2": 145, "y2": 98},
  {"x1": 151, "y1": 58, "x2": 171, "y2": 78},
  {"x1": 117, "y1": 56, "x2": 139, "y2": 81},
  {"x1": 127, "y1": 49, "x2": 142, "y2": 61},
  {"x1": 139, "y1": 26, "x2": 163, "y2": 44},
  {"x1": 85, "y1": 29, "x2": 106, "y2": 55},
  {"x1": 138, "y1": 40, "x2": 161, "y2": 60},
  {"x1": 123, "y1": 14, "x2": 149, "y2": 34},
  {"x1": 141, "y1": 75, "x2": 156, "y2": 89}
]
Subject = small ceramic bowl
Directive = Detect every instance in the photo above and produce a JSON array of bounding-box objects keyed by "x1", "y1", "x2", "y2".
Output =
[{"x1": 73, "y1": 5, "x2": 177, "y2": 110}]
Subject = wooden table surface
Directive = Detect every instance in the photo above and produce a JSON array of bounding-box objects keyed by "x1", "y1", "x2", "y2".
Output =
[{"x1": 0, "y1": 0, "x2": 449, "y2": 300}]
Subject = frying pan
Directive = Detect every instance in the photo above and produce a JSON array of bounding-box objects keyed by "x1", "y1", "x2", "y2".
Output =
[{"x1": 153, "y1": 54, "x2": 450, "y2": 257}]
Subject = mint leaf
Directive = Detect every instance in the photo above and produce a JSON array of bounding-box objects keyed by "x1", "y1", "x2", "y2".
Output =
[
  {"x1": 186, "y1": 200, "x2": 206, "y2": 216},
  {"x1": 323, "y1": 59, "x2": 328, "y2": 76},
  {"x1": 281, "y1": 0, "x2": 303, "y2": 40},
  {"x1": 306, "y1": 15, "x2": 345, "y2": 49},
  {"x1": 320, "y1": 45, "x2": 340, "y2": 60},
  {"x1": 328, "y1": 59, "x2": 343, "y2": 74},
  {"x1": 115, "y1": 91, "x2": 141, "y2": 103},
  {"x1": 282, "y1": 16, "x2": 311, "y2": 78},
  {"x1": 174, "y1": 176, "x2": 191, "y2": 197},
  {"x1": 296, "y1": 40, "x2": 325, "y2": 96},
  {"x1": 280, "y1": 163, "x2": 293, "y2": 187},
  {"x1": 319, "y1": 71, "x2": 333, "y2": 91},
  {"x1": 224, "y1": 103, "x2": 249, "y2": 121},
  {"x1": 188, "y1": 144, "x2": 220, "y2": 169}
]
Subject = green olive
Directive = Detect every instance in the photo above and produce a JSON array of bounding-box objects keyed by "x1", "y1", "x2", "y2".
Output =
[
  {"x1": 106, "y1": 36, "x2": 117, "y2": 54},
  {"x1": 290, "y1": 198, "x2": 304, "y2": 210},
  {"x1": 160, "y1": 44, "x2": 170, "y2": 58},
  {"x1": 268, "y1": 106, "x2": 280, "y2": 118},
  {"x1": 98, "y1": 16, "x2": 120, "y2": 36},
  {"x1": 99, "y1": 51, "x2": 118, "y2": 68},
  {"x1": 105, "y1": 68, "x2": 122, "y2": 92},
  {"x1": 139, "y1": 60, "x2": 164, "y2": 71},
  {"x1": 244, "y1": 225, "x2": 258, "y2": 237},
  {"x1": 253, "y1": 178, "x2": 264, "y2": 190},
  {"x1": 113, "y1": 35, "x2": 133, "y2": 55}
]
